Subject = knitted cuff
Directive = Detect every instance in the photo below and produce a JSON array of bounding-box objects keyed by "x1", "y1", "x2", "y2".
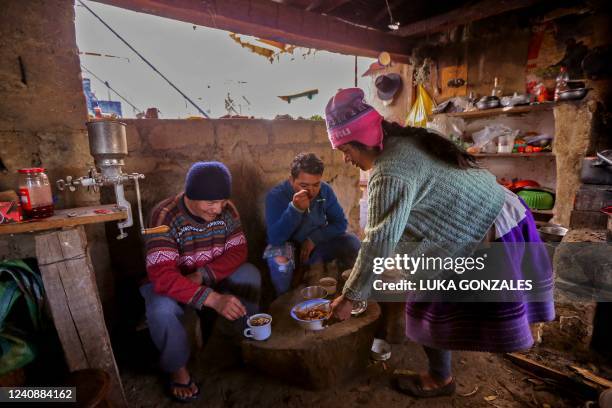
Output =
[
  {"x1": 189, "y1": 286, "x2": 214, "y2": 309},
  {"x1": 342, "y1": 285, "x2": 366, "y2": 301}
]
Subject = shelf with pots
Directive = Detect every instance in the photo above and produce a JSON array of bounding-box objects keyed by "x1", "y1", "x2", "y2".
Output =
[{"x1": 433, "y1": 102, "x2": 556, "y2": 119}]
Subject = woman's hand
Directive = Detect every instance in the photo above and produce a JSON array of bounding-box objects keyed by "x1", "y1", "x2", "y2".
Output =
[{"x1": 331, "y1": 294, "x2": 353, "y2": 321}]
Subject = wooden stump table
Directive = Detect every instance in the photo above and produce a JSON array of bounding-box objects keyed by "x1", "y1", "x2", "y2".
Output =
[{"x1": 241, "y1": 288, "x2": 381, "y2": 389}]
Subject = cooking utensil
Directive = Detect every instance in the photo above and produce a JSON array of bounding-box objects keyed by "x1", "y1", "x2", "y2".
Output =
[
  {"x1": 301, "y1": 286, "x2": 328, "y2": 300},
  {"x1": 557, "y1": 88, "x2": 590, "y2": 101},
  {"x1": 581, "y1": 157, "x2": 612, "y2": 184},
  {"x1": 476, "y1": 96, "x2": 500, "y2": 110},
  {"x1": 500, "y1": 93, "x2": 531, "y2": 107},
  {"x1": 596, "y1": 149, "x2": 612, "y2": 166},
  {"x1": 290, "y1": 299, "x2": 330, "y2": 331},
  {"x1": 538, "y1": 225, "x2": 568, "y2": 242}
]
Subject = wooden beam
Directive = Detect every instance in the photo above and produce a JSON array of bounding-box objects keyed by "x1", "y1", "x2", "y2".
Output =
[
  {"x1": 505, "y1": 353, "x2": 600, "y2": 399},
  {"x1": 307, "y1": 0, "x2": 351, "y2": 14},
  {"x1": 395, "y1": 0, "x2": 547, "y2": 37},
  {"x1": 92, "y1": 0, "x2": 412, "y2": 61},
  {"x1": 36, "y1": 227, "x2": 127, "y2": 407}
]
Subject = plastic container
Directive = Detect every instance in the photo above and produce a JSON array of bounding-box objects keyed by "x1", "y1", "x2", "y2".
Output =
[
  {"x1": 497, "y1": 135, "x2": 516, "y2": 153},
  {"x1": 18, "y1": 168, "x2": 54, "y2": 219}
]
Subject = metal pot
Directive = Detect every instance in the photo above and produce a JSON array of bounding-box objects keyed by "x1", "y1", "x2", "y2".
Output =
[
  {"x1": 501, "y1": 93, "x2": 531, "y2": 107},
  {"x1": 557, "y1": 88, "x2": 590, "y2": 101},
  {"x1": 301, "y1": 286, "x2": 328, "y2": 300},
  {"x1": 538, "y1": 225, "x2": 568, "y2": 242},
  {"x1": 581, "y1": 157, "x2": 612, "y2": 185},
  {"x1": 476, "y1": 96, "x2": 500, "y2": 110}
]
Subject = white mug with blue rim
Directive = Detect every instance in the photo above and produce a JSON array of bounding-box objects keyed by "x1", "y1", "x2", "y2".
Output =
[{"x1": 244, "y1": 313, "x2": 272, "y2": 341}]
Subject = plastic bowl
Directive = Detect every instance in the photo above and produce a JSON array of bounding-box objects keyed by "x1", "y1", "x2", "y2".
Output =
[
  {"x1": 301, "y1": 286, "x2": 328, "y2": 300},
  {"x1": 290, "y1": 298, "x2": 330, "y2": 331}
]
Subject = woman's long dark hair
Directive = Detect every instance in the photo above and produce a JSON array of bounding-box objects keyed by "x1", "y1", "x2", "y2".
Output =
[{"x1": 350, "y1": 120, "x2": 478, "y2": 170}]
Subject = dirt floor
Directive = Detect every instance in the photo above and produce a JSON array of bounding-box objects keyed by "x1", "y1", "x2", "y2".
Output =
[{"x1": 118, "y1": 327, "x2": 601, "y2": 408}]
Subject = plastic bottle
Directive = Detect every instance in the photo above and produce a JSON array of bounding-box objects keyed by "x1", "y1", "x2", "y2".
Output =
[{"x1": 554, "y1": 67, "x2": 569, "y2": 101}]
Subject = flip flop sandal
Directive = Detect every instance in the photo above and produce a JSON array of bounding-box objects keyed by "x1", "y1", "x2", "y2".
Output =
[
  {"x1": 168, "y1": 376, "x2": 201, "y2": 403},
  {"x1": 394, "y1": 375, "x2": 456, "y2": 398}
]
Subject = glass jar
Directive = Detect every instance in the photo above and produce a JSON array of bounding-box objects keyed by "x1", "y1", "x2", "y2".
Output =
[{"x1": 18, "y1": 168, "x2": 54, "y2": 219}]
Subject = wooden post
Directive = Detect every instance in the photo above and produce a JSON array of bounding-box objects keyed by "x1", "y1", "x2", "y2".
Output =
[{"x1": 35, "y1": 226, "x2": 126, "y2": 407}]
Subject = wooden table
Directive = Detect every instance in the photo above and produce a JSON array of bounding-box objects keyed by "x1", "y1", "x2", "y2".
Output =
[
  {"x1": 0, "y1": 205, "x2": 128, "y2": 407},
  {"x1": 241, "y1": 287, "x2": 381, "y2": 389}
]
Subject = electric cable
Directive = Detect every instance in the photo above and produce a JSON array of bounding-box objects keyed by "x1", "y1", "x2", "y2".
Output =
[{"x1": 78, "y1": 0, "x2": 210, "y2": 118}]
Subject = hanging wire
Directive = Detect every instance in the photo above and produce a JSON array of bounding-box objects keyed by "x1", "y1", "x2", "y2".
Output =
[
  {"x1": 81, "y1": 64, "x2": 143, "y2": 114},
  {"x1": 384, "y1": 0, "x2": 400, "y2": 30},
  {"x1": 78, "y1": 0, "x2": 210, "y2": 118}
]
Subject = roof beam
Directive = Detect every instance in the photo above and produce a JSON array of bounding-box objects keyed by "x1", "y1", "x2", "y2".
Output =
[
  {"x1": 395, "y1": 0, "x2": 546, "y2": 37},
  {"x1": 92, "y1": 0, "x2": 412, "y2": 61},
  {"x1": 307, "y1": 0, "x2": 351, "y2": 14}
]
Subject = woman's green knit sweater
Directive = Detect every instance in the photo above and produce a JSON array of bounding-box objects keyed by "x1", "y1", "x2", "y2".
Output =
[{"x1": 344, "y1": 135, "x2": 506, "y2": 301}]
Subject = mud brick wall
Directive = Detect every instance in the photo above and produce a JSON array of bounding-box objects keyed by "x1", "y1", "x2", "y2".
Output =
[
  {"x1": 0, "y1": 0, "x2": 115, "y2": 316},
  {"x1": 110, "y1": 118, "x2": 360, "y2": 282}
]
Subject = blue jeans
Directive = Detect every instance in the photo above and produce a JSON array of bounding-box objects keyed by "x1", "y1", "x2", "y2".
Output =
[
  {"x1": 423, "y1": 346, "x2": 452, "y2": 380},
  {"x1": 139, "y1": 263, "x2": 261, "y2": 373},
  {"x1": 266, "y1": 233, "x2": 360, "y2": 296}
]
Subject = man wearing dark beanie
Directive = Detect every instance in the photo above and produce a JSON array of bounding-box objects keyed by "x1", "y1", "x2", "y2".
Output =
[{"x1": 140, "y1": 161, "x2": 261, "y2": 402}]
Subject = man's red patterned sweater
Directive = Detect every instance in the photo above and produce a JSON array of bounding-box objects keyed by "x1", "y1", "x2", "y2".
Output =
[{"x1": 145, "y1": 194, "x2": 247, "y2": 309}]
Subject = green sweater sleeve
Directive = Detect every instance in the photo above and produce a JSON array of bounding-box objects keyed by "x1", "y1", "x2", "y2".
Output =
[{"x1": 343, "y1": 174, "x2": 416, "y2": 301}]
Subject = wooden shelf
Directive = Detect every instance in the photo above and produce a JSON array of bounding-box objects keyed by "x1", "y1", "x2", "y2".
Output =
[
  {"x1": 434, "y1": 103, "x2": 555, "y2": 119},
  {"x1": 474, "y1": 152, "x2": 554, "y2": 158},
  {"x1": 532, "y1": 209, "x2": 553, "y2": 215},
  {"x1": 0, "y1": 204, "x2": 127, "y2": 235}
]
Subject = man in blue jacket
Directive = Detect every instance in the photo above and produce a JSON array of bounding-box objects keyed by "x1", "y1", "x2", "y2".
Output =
[{"x1": 264, "y1": 152, "x2": 360, "y2": 296}]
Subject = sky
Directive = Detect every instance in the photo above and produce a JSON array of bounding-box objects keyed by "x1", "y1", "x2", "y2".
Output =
[{"x1": 74, "y1": 1, "x2": 375, "y2": 119}]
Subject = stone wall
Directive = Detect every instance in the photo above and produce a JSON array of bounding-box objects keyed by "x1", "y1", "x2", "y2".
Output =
[
  {"x1": 110, "y1": 118, "x2": 360, "y2": 282},
  {"x1": 0, "y1": 0, "x2": 115, "y2": 315}
]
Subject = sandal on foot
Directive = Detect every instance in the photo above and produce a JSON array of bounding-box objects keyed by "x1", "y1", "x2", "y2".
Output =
[
  {"x1": 168, "y1": 376, "x2": 201, "y2": 403},
  {"x1": 394, "y1": 375, "x2": 456, "y2": 398}
]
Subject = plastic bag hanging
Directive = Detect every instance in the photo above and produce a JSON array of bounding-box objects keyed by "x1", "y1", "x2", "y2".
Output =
[{"x1": 406, "y1": 84, "x2": 436, "y2": 128}]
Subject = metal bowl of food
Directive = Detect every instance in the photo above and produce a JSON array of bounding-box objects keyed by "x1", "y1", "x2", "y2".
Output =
[
  {"x1": 301, "y1": 285, "x2": 328, "y2": 300},
  {"x1": 290, "y1": 299, "x2": 330, "y2": 331},
  {"x1": 538, "y1": 225, "x2": 568, "y2": 242}
]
